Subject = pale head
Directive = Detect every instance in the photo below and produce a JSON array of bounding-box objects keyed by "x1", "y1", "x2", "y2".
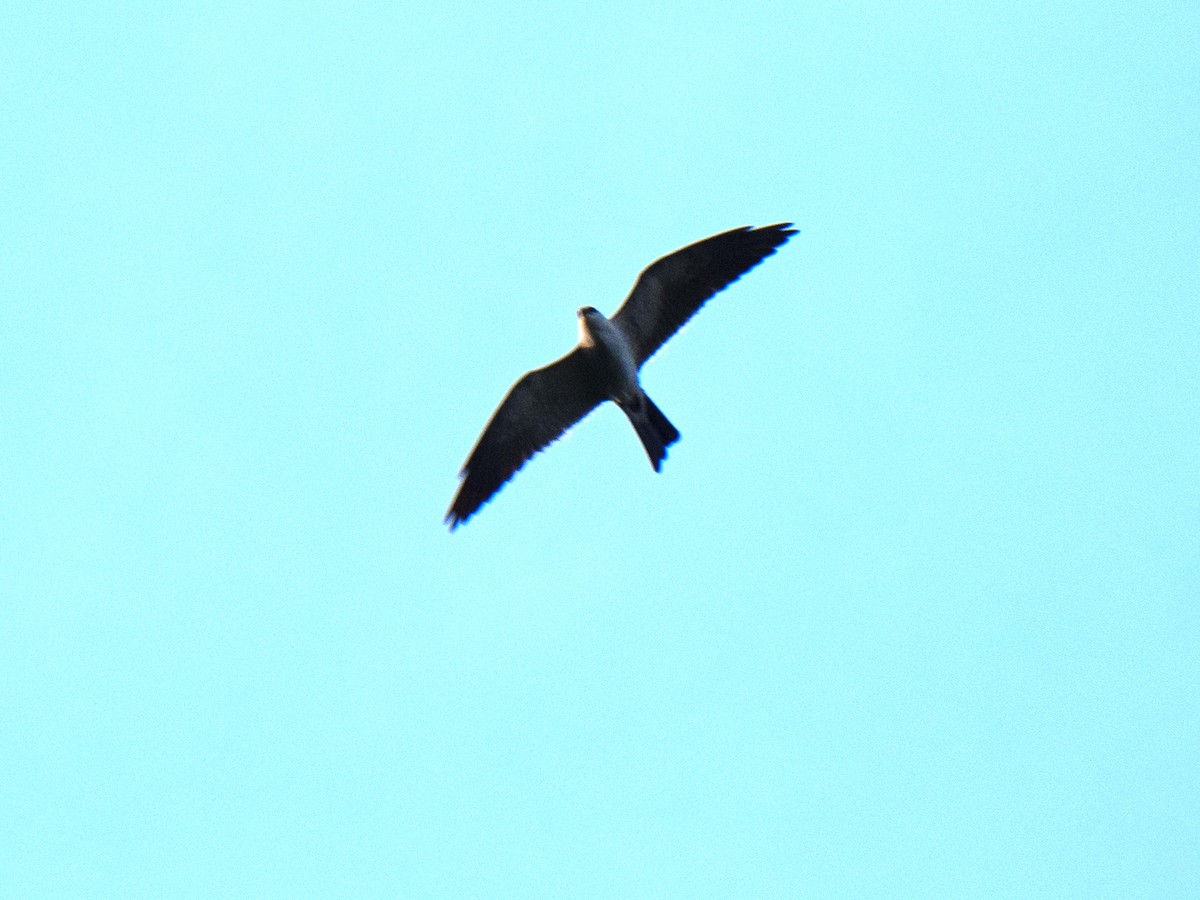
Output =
[{"x1": 577, "y1": 306, "x2": 603, "y2": 346}]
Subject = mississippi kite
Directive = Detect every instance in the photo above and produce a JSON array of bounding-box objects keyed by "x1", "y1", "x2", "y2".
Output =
[{"x1": 446, "y1": 223, "x2": 796, "y2": 529}]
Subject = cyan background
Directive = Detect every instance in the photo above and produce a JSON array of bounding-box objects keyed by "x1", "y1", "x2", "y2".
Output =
[{"x1": 3, "y1": 2, "x2": 1197, "y2": 896}]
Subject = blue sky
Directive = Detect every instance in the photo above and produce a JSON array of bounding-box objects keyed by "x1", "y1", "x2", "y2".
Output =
[{"x1": 3, "y1": 2, "x2": 1197, "y2": 896}]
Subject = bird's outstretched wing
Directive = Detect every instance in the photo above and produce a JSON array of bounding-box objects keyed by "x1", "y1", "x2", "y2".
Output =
[
  {"x1": 446, "y1": 348, "x2": 606, "y2": 530},
  {"x1": 612, "y1": 223, "x2": 796, "y2": 366}
]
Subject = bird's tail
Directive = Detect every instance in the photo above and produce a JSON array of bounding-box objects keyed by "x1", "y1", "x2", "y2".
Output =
[{"x1": 623, "y1": 392, "x2": 681, "y2": 472}]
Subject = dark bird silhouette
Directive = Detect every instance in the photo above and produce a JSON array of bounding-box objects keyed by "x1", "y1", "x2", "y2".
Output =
[{"x1": 446, "y1": 223, "x2": 797, "y2": 529}]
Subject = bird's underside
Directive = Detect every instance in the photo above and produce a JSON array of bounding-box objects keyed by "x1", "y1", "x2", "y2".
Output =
[{"x1": 446, "y1": 222, "x2": 797, "y2": 530}]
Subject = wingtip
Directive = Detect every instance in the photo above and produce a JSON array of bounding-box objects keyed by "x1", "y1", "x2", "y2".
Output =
[{"x1": 763, "y1": 221, "x2": 798, "y2": 237}]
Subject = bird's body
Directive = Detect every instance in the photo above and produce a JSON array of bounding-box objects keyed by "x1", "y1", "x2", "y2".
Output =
[
  {"x1": 577, "y1": 305, "x2": 682, "y2": 473},
  {"x1": 576, "y1": 307, "x2": 640, "y2": 406},
  {"x1": 446, "y1": 223, "x2": 796, "y2": 529}
]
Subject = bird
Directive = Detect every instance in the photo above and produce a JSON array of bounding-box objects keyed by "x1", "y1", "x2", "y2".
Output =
[{"x1": 446, "y1": 222, "x2": 797, "y2": 530}]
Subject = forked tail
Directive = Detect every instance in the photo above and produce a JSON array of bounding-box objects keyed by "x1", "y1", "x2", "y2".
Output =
[{"x1": 623, "y1": 392, "x2": 681, "y2": 472}]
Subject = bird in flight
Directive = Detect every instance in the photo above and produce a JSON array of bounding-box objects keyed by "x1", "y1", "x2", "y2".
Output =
[{"x1": 446, "y1": 222, "x2": 797, "y2": 530}]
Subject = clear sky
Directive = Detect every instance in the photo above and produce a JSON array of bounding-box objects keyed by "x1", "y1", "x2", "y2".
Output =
[{"x1": 3, "y1": 2, "x2": 1197, "y2": 896}]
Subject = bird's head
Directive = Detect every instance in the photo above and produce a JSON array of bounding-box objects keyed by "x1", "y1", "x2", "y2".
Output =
[{"x1": 576, "y1": 306, "x2": 603, "y2": 346}]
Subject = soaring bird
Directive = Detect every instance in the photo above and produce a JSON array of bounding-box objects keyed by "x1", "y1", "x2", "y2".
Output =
[{"x1": 446, "y1": 223, "x2": 796, "y2": 530}]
